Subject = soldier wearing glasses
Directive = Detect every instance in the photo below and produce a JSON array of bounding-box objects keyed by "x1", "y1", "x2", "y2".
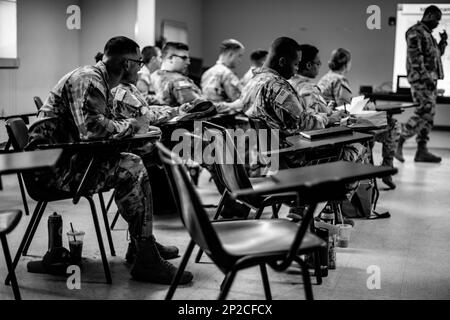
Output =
[{"x1": 150, "y1": 42, "x2": 203, "y2": 107}]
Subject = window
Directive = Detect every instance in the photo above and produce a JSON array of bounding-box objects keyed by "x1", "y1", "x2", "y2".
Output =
[{"x1": 0, "y1": 0, "x2": 18, "y2": 68}]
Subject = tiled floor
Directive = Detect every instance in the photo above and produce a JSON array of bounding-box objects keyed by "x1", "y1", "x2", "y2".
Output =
[{"x1": 1, "y1": 130, "x2": 449, "y2": 300}]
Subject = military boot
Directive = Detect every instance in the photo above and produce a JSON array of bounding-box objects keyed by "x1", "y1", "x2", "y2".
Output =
[
  {"x1": 394, "y1": 136, "x2": 406, "y2": 163},
  {"x1": 414, "y1": 143, "x2": 442, "y2": 163},
  {"x1": 381, "y1": 158, "x2": 396, "y2": 190},
  {"x1": 130, "y1": 238, "x2": 193, "y2": 284},
  {"x1": 126, "y1": 236, "x2": 179, "y2": 264}
]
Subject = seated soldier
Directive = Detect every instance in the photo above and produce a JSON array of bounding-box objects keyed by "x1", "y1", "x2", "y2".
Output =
[
  {"x1": 31, "y1": 36, "x2": 193, "y2": 285},
  {"x1": 151, "y1": 42, "x2": 204, "y2": 107},
  {"x1": 136, "y1": 45, "x2": 162, "y2": 104},
  {"x1": 318, "y1": 48, "x2": 399, "y2": 189},
  {"x1": 201, "y1": 39, "x2": 245, "y2": 103},
  {"x1": 221, "y1": 37, "x2": 365, "y2": 222}
]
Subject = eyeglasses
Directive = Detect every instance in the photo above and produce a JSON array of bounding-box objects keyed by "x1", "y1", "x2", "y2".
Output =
[
  {"x1": 170, "y1": 54, "x2": 190, "y2": 62},
  {"x1": 127, "y1": 58, "x2": 145, "y2": 67}
]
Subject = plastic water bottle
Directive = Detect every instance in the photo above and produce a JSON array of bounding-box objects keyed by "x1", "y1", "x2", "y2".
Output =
[
  {"x1": 320, "y1": 204, "x2": 336, "y2": 269},
  {"x1": 48, "y1": 212, "x2": 62, "y2": 250}
]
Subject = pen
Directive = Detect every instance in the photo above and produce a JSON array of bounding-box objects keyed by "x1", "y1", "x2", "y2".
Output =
[{"x1": 343, "y1": 103, "x2": 347, "y2": 113}]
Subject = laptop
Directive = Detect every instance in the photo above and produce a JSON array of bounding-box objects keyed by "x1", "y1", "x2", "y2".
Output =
[{"x1": 396, "y1": 75, "x2": 411, "y2": 95}]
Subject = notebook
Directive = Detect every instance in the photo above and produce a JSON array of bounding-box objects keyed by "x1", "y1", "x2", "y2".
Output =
[
  {"x1": 299, "y1": 126, "x2": 353, "y2": 140},
  {"x1": 336, "y1": 96, "x2": 369, "y2": 114}
]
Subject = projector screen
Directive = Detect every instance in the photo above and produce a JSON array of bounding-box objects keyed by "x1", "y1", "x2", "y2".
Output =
[
  {"x1": 393, "y1": 3, "x2": 450, "y2": 95},
  {"x1": 0, "y1": 0, "x2": 18, "y2": 68}
]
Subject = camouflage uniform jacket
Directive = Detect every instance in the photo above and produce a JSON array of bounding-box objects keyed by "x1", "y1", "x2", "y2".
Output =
[
  {"x1": 406, "y1": 21, "x2": 446, "y2": 84},
  {"x1": 112, "y1": 82, "x2": 179, "y2": 127},
  {"x1": 242, "y1": 68, "x2": 328, "y2": 138},
  {"x1": 30, "y1": 62, "x2": 140, "y2": 192},
  {"x1": 317, "y1": 71, "x2": 352, "y2": 107},
  {"x1": 289, "y1": 74, "x2": 331, "y2": 115},
  {"x1": 150, "y1": 69, "x2": 202, "y2": 107},
  {"x1": 201, "y1": 61, "x2": 242, "y2": 102},
  {"x1": 241, "y1": 66, "x2": 258, "y2": 87}
]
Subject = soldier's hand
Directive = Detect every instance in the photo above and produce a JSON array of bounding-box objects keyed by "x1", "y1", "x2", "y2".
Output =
[
  {"x1": 440, "y1": 30, "x2": 448, "y2": 42},
  {"x1": 327, "y1": 110, "x2": 346, "y2": 124},
  {"x1": 216, "y1": 102, "x2": 231, "y2": 114}
]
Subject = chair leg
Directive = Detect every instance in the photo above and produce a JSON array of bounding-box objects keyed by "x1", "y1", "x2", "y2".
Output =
[
  {"x1": 1, "y1": 235, "x2": 21, "y2": 300},
  {"x1": 98, "y1": 193, "x2": 116, "y2": 256},
  {"x1": 271, "y1": 204, "x2": 281, "y2": 219},
  {"x1": 260, "y1": 263, "x2": 272, "y2": 300},
  {"x1": 195, "y1": 192, "x2": 226, "y2": 263},
  {"x1": 254, "y1": 206, "x2": 265, "y2": 219},
  {"x1": 17, "y1": 173, "x2": 29, "y2": 216},
  {"x1": 165, "y1": 240, "x2": 195, "y2": 300},
  {"x1": 313, "y1": 250, "x2": 322, "y2": 285},
  {"x1": 86, "y1": 196, "x2": 112, "y2": 284},
  {"x1": 23, "y1": 201, "x2": 47, "y2": 256},
  {"x1": 294, "y1": 256, "x2": 314, "y2": 301},
  {"x1": 218, "y1": 269, "x2": 237, "y2": 300},
  {"x1": 110, "y1": 211, "x2": 120, "y2": 230},
  {"x1": 5, "y1": 201, "x2": 44, "y2": 285},
  {"x1": 106, "y1": 190, "x2": 116, "y2": 213}
]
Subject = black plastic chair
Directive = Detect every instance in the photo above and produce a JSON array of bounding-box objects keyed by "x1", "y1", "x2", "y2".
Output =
[
  {"x1": 0, "y1": 209, "x2": 22, "y2": 300},
  {"x1": 4, "y1": 117, "x2": 117, "y2": 285},
  {"x1": 4, "y1": 119, "x2": 31, "y2": 216},
  {"x1": 157, "y1": 142, "x2": 326, "y2": 300},
  {"x1": 33, "y1": 97, "x2": 43, "y2": 111}
]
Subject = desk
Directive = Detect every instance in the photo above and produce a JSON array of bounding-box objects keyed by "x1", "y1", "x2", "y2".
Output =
[
  {"x1": 0, "y1": 149, "x2": 62, "y2": 177},
  {"x1": 367, "y1": 92, "x2": 450, "y2": 104},
  {"x1": 375, "y1": 102, "x2": 418, "y2": 115},
  {"x1": 0, "y1": 112, "x2": 37, "y2": 125},
  {"x1": 272, "y1": 132, "x2": 373, "y2": 155},
  {"x1": 233, "y1": 161, "x2": 396, "y2": 202}
]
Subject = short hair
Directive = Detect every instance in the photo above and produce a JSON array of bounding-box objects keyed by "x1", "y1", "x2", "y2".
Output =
[
  {"x1": 328, "y1": 48, "x2": 351, "y2": 71},
  {"x1": 103, "y1": 36, "x2": 139, "y2": 58},
  {"x1": 94, "y1": 52, "x2": 104, "y2": 63},
  {"x1": 250, "y1": 50, "x2": 268, "y2": 62},
  {"x1": 162, "y1": 42, "x2": 189, "y2": 58},
  {"x1": 269, "y1": 37, "x2": 301, "y2": 61},
  {"x1": 219, "y1": 39, "x2": 244, "y2": 54},
  {"x1": 424, "y1": 5, "x2": 442, "y2": 17},
  {"x1": 141, "y1": 46, "x2": 160, "y2": 64},
  {"x1": 298, "y1": 44, "x2": 319, "y2": 71}
]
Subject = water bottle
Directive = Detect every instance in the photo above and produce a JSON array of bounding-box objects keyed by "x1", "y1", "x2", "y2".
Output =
[
  {"x1": 320, "y1": 204, "x2": 337, "y2": 269},
  {"x1": 48, "y1": 212, "x2": 62, "y2": 250}
]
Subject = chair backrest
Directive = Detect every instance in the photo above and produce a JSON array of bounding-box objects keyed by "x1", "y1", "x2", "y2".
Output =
[
  {"x1": 201, "y1": 122, "x2": 261, "y2": 208},
  {"x1": 5, "y1": 118, "x2": 29, "y2": 151},
  {"x1": 33, "y1": 96, "x2": 43, "y2": 111},
  {"x1": 156, "y1": 142, "x2": 229, "y2": 267}
]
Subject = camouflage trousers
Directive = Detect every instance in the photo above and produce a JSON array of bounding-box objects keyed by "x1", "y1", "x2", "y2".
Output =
[
  {"x1": 374, "y1": 114, "x2": 400, "y2": 166},
  {"x1": 401, "y1": 84, "x2": 437, "y2": 144},
  {"x1": 92, "y1": 152, "x2": 154, "y2": 240}
]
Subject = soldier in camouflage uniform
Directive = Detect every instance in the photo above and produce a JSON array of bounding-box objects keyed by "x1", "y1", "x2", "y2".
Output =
[
  {"x1": 201, "y1": 39, "x2": 244, "y2": 103},
  {"x1": 29, "y1": 37, "x2": 193, "y2": 285},
  {"x1": 136, "y1": 46, "x2": 162, "y2": 105},
  {"x1": 241, "y1": 50, "x2": 268, "y2": 88},
  {"x1": 318, "y1": 47, "x2": 399, "y2": 188},
  {"x1": 395, "y1": 5, "x2": 447, "y2": 163},
  {"x1": 150, "y1": 42, "x2": 204, "y2": 107}
]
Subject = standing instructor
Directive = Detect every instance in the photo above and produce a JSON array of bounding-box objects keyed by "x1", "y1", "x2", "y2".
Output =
[{"x1": 396, "y1": 5, "x2": 447, "y2": 163}]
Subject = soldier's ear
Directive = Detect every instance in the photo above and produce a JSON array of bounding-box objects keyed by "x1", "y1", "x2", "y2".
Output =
[{"x1": 279, "y1": 57, "x2": 286, "y2": 68}]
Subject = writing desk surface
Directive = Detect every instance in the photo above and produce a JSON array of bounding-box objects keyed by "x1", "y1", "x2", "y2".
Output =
[
  {"x1": 281, "y1": 131, "x2": 373, "y2": 154},
  {"x1": 0, "y1": 149, "x2": 62, "y2": 175},
  {"x1": 233, "y1": 161, "x2": 396, "y2": 200}
]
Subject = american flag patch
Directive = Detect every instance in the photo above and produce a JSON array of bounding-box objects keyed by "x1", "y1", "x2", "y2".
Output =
[
  {"x1": 275, "y1": 89, "x2": 289, "y2": 104},
  {"x1": 114, "y1": 87, "x2": 126, "y2": 101}
]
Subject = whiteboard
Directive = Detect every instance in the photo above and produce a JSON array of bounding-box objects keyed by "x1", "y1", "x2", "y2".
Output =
[
  {"x1": 393, "y1": 3, "x2": 450, "y2": 95},
  {"x1": 0, "y1": 0, "x2": 17, "y2": 59}
]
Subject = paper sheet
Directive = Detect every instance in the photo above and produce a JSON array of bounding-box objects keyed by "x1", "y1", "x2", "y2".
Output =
[{"x1": 336, "y1": 96, "x2": 369, "y2": 114}]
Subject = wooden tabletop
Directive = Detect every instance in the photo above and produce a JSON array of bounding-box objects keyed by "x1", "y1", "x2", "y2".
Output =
[{"x1": 0, "y1": 149, "x2": 62, "y2": 175}]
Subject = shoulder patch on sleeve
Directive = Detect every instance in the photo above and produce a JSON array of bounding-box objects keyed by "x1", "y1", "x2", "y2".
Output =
[
  {"x1": 114, "y1": 87, "x2": 127, "y2": 102},
  {"x1": 176, "y1": 80, "x2": 192, "y2": 89},
  {"x1": 275, "y1": 89, "x2": 289, "y2": 105}
]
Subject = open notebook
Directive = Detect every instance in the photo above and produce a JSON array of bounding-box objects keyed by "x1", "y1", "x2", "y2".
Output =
[{"x1": 336, "y1": 96, "x2": 369, "y2": 114}]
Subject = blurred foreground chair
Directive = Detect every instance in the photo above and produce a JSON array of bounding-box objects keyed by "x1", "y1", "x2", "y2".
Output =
[{"x1": 157, "y1": 142, "x2": 326, "y2": 300}]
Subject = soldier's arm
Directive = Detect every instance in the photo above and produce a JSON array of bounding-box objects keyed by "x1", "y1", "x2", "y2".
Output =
[
  {"x1": 143, "y1": 105, "x2": 179, "y2": 125},
  {"x1": 438, "y1": 40, "x2": 448, "y2": 55},
  {"x1": 406, "y1": 30, "x2": 432, "y2": 82},
  {"x1": 172, "y1": 79, "x2": 202, "y2": 105},
  {"x1": 333, "y1": 78, "x2": 352, "y2": 107},
  {"x1": 222, "y1": 72, "x2": 242, "y2": 102},
  {"x1": 136, "y1": 79, "x2": 150, "y2": 94},
  {"x1": 70, "y1": 81, "x2": 136, "y2": 140}
]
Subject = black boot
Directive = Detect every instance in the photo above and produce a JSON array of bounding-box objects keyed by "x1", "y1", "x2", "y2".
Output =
[
  {"x1": 394, "y1": 136, "x2": 406, "y2": 163},
  {"x1": 126, "y1": 236, "x2": 179, "y2": 263},
  {"x1": 131, "y1": 238, "x2": 193, "y2": 285},
  {"x1": 381, "y1": 158, "x2": 396, "y2": 190},
  {"x1": 414, "y1": 143, "x2": 442, "y2": 163}
]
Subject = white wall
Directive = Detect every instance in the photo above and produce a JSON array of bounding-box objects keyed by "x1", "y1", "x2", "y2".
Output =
[{"x1": 155, "y1": 0, "x2": 203, "y2": 58}]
